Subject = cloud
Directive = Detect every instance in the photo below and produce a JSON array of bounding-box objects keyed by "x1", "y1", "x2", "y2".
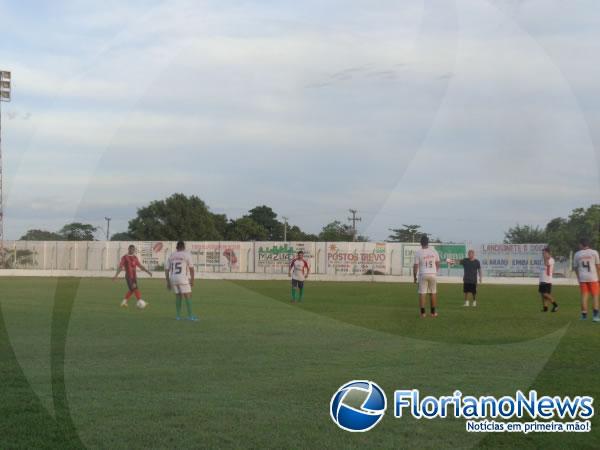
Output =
[{"x1": 1, "y1": 0, "x2": 599, "y2": 242}]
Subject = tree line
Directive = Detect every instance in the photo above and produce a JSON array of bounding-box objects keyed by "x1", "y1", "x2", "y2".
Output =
[
  {"x1": 19, "y1": 194, "x2": 369, "y2": 242},
  {"x1": 19, "y1": 194, "x2": 598, "y2": 252},
  {"x1": 503, "y1": 204, "x2": 600, "y2": 257}
]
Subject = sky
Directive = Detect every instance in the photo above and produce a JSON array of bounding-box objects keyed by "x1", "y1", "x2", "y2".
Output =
[{"x1": 1, "y1": 0, "x2": 599, "y2": 243}]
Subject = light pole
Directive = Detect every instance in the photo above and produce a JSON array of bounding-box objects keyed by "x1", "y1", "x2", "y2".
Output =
[
  {"x1": 347, "y1": 209, "x2": 362, "y2": 242},
  {"x1": 282, "y1": 216, "x2": 289, "y2": 242},
  {"x1": 105, "y1": 217, "x2": 111, "y2": 241},
  {"x1": 0, "y1": 70, "x2": 11, "y2": 259}
]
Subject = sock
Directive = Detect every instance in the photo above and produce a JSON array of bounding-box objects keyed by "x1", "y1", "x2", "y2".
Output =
[
  {"x1": 185, "y1": 298, "x2": 193, "y2": 317},
  {"x1": 299, "y1": 287, "x2": 304, "y2": 301},
  {"x1": 291, "y1": 288, "x2": 296, "y2": 301},
  {"x1": 176, "y1": 295, "x2": 182, "y2": 317},
  {"x1": 133, "y1": 289, "x2": 141, "y2": 300},
  {"x1": 582, "y1": 311, "x2": 588, "y2": 319},
  {"x1": 543, "y1": 306, "x2": 548, "y2": 312},
  {"x1": 594, "y1": 309, "x2": 599, "y2": 319},
  {"x1": 552, "y1": 302, "x2": 558, "y2": 307},
  {"x1": 420, "y1": 307, "x2": 425, "y2": 315},
  {"x1": 431, "y1": 307, "x2": 436, "y2": 315},
  {"x1": 125, "y1": 291, "x2": 133, "y2": 300}
]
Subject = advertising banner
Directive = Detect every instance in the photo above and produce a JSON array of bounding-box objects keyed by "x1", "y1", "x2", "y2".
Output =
[
  {"x1": 189, "y1": 242, "x2": 241, "y2": 272},
  {"x1": 326, "y1": 242, "x2": 387, "y2": 274},
  {"x1": 256, "y1": 242, "x2": 314, "y2": 271},
  {"x1": 402, "y1": 243, "x2": 467, "y2": 269},
  {"x1": 478, "y1": 243, "x2": 547, "y2": 276}
]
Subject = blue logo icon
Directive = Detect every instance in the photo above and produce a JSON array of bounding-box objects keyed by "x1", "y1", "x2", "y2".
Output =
[{"x1": 330, "y1": 380, "x2": 387, "y2": 432}]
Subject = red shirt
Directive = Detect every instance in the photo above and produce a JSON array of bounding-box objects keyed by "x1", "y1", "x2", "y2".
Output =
[{"x1": 120, "y1": 255, "x2": 141, "y2": 279}]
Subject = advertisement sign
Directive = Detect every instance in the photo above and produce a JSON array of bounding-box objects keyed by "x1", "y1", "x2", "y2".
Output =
[
  {"x1": 256, "y1": 242, "x2": 314, "y2": 269},
  {"x1": 189, "y1": 242, "x2": 241, "y2": 272},
  {"x1": 478, "y1": 243, "x2": 547, "y2": 276},
  {"x1": 403, "y1": 244, "x2": 466, "y2": 269},
  {"x1": 327, "y1": 242, "x2": 387, "y2": 274}
]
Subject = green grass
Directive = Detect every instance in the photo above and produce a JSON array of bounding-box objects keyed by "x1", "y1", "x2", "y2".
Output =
[{"x1": 0, "y1": 277, "x2": 599, "y2": 449}]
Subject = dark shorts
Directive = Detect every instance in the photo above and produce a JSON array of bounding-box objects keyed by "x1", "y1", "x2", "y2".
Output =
[
  {"x1": 292, "y1": 279, "x2": 305, "y2": 289},
  {"x1": 126, "y1": 277, "x2": 138, "y2": 291},
  {"x1": 463, "y1": 282, "x2": 477, "y2": 294},
  {"x1": 538, "y1": 282, "x2": 552, "y2": 294}
]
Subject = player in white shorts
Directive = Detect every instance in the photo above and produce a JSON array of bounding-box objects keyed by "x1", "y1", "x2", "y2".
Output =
[
  {"x1": 165, "y1": 241, "x2": 197, "y2": 321},
  {"x1": 413, "y1": 235, "x2": 441, "y2": 318}
]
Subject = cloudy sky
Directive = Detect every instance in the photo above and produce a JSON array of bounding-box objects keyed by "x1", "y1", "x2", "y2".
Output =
[{"x1": 1, "y1": 0, "x2": 599, "y2": 242}]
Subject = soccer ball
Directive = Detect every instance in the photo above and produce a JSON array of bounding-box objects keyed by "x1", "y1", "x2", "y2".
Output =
[{"x1": 136, "y1": 299, "x2": 148, "y2": 309}]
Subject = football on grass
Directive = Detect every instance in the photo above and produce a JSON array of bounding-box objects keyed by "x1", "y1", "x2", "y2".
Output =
[{"x1": 136, "y1": 299, "x2": 147, "y2": 309}]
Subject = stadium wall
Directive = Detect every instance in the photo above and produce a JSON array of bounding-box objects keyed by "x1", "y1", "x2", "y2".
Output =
[{"x1": 0, "y1": 240, "x2": 573, "y2": 279}]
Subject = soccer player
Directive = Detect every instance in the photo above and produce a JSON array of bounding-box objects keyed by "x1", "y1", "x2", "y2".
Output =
[
  {"x1": 573, "y1": 238, "x2": 600, "y2": 321},
  {"x1": 455, "y1": 250, "x2": 482, "y2": 307},
  {"x1": 413, "y1": 235, "x2": 441, "y2": 318},
  {"x1": 166, "y1": 241, "x2": 197, "y2": 321},
  {"x1": 539, "y1": 247, "x2": 558, "y2": 313},
  {"x1": 288, "y1": 250, "x2": 310, "y2": 303},
  {"x1": 113, "y1": 244, "x2": 152, "y2": 307}
]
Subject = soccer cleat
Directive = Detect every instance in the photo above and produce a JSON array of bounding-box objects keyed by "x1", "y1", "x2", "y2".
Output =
[
  {"x1": 463, "y1": 301, "x2": 469, "y2": 307},
  {"x1": 431, "y1": 312, "x2": 439, "y2": 318},
  {"x1": 120, "y1": 299, "x2": 128, "y2": 308},
  {"x1": 472, "y1": 301, "x2": 477, "y2": 307},
  {"x1": 551, "y1": 304, "x2": 559, "y2": 313},
  {"x1": 176, "y1": 316, "x2": 182, "y2": 321},
  {"x1": 420, "y1": 313, "x2": 426, "y2": 318},
  {"x1": 188, "y1": 316, "x2": 199, "y2": 322},
  {"x1": 580, "y1": 313, "x2": 588, "y2": 320},
  {"x1": 593, "y1": 317, "x2": 600, "y2": 323}
]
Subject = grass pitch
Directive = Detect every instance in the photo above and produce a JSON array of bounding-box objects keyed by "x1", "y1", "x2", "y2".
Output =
[{"x1": 1, "y1": 277, "x2": 599, "y2": 449}]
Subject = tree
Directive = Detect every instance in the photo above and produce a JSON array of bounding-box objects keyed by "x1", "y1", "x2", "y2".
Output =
[
  {"x1": 211, "y1": 213, "x2": 229, "y2": 239},
  {"x1": 318, "y1": 221, "x2": 354, "y2": 242},
  {"x1": 388, "y1": 225, "x2": 423, "y2": 242},
  {"x1": 20, "y1": 229, "x2": 63, "y2": 241},
  {"x1": 545, "y1": 205, "x2": 600, "y2": 257},
  {"x1": 286, "y1": 225, "x2": 318, "y2": 241},
  {"x1": 503, "y1": 224, "x2": 547, "y2": 244},
  {"x1": 128, "y1": 193, "x2": 222, "y2": 240},
  {"x1": 247, "y1": 205, "x2": 283, "y2": 240},
  {"x1": 110, "y1": 232, "x2": 133, "y2": 241},
  {"x1": 227, "y1": 217, "x2": 268, "y2": 241},
  {"x1": 59, "y1": 222, "x2": 98, "y2": 241}
]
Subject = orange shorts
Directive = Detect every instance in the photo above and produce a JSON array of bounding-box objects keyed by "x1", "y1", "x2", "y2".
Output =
[{"x1": 580, "y1": 281, "x2": 600, "y2": 296}]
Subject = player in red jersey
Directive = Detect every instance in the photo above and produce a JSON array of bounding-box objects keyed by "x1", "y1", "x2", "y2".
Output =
[{"x1": 113, "y1": 245, "x2": 152, "y2": 307}]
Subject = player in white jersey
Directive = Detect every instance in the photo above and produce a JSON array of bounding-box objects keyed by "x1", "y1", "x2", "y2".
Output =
[
  {"x1": 165, "y1": 241, "x2": 197, "y2": 321},
  {"x1": 573, "y1": 238, "x2": 600, "y2": 321},
  {"x1": 288, "y1": 250, "x2": 310, "y2": 303},
  {"x1": 413, "y1": 235, "x2": 441, "y2": 318},
  {"x1": 538, "y1": 247, "x2": 558, "y2": 313}
]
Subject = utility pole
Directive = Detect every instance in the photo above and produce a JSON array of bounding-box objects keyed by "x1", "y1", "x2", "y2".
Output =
[
  {"x1": 105, "y1": 217, "x2": 111, "y2": 241},
  {"x1": 282, "y1": 216, "x2": 288, "y2": 242},
  {"x1": 347, "y1": 209, "x2": 362, "y2": 242},
  {"x1": 0, "y1": 70, "x2": 12, "y2": 261}
]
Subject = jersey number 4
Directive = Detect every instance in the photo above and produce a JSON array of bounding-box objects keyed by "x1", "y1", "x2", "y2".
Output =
[{"x1": 582, "y1": 261, "x2": 591, "y2": 272}]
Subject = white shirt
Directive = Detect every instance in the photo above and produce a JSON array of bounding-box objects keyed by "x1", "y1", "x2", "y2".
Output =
[
  {"x1": 573, "y1": 248, "x2": 600, "y2": 282},
  {"x1": 540, "y1": 257, "x2": 554, "y2": 283},
  {"x1": 414, "y1": 247, "x2": 440, "y2": 276},
  {"x1": 289, "y1": 257, "x2": 309, "y2": 281},
  {"x1": 167, "y1": 251, "x2": 194, "y2": 284}
]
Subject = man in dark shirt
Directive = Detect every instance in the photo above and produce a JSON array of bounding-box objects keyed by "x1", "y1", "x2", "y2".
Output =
[{"x1": 456, "y1": 250, "x2": 482, "y2": 307}]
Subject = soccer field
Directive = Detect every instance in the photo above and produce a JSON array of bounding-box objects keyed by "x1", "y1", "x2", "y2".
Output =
[{"x1": 1, "y1": 277, "x2": 598, "y2": 449}]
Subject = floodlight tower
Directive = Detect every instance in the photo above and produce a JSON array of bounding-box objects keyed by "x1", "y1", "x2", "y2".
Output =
[{"x1": 0, "y1": 70, "x2": 11, "y2": 251}]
